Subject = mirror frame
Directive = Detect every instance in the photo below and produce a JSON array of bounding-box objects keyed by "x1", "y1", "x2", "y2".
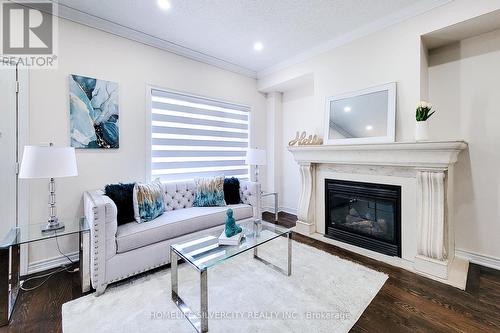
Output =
[{"x1": 324, "y1": 82, "x2": 396, "y2": 145}]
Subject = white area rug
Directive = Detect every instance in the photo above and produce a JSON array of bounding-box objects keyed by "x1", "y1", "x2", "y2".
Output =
[{"x1": 63, "y1": 239, "x2": 387, "y2": 333}]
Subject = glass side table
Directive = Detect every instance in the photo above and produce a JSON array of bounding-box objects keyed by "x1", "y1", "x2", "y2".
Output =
[
  {"x1": 0, "y1": 217, "x2": 90, "y2": 326},
  {"x1": 261, "y1": 191, "x2": 279, "y2": 221}
]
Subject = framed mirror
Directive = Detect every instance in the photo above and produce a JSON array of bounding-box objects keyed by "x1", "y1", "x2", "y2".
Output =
[{"x1": 324, "y1": 82, "x2": 396, "y2": 145}]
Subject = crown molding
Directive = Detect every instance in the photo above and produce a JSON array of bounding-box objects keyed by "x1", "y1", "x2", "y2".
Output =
[
  {"x1": 257, "y1": 0, "x2": 454, "y2": 79},
  {"x1": 52, "y1": 2, "x2": 258, "y2": 78},
  {"x1": 49, "y1": 0, "x2": 453, "y2": 81}
]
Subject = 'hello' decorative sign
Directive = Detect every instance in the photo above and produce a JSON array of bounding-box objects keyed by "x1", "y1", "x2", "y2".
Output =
[{"x1": 288, "y1": 131, "x2": 323, "y2": 146}]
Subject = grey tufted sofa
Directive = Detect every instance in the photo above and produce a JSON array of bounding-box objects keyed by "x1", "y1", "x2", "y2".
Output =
[{"x1": 83, "y1": 180, "x2": 261, "y2": 295}]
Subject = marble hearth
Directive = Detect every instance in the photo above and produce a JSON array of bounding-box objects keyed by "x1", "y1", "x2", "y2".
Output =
[{"x1": 288, "y1": 141, "x2": 468, "y2": 289}]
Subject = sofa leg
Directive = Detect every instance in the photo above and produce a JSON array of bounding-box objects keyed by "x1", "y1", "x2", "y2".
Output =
[{"x1": 94, "y1": 284, "x2": 107, "y2": 296}]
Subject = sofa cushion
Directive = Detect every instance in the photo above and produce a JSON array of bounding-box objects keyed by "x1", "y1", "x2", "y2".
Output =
[
  {"x1": 193, "y1": 176, "x2": 226, "y2": 207},
  {"x1": 133, "y1": 179, "x2": 165, "y2": 223},
  {"x1": 104, "y1": 183, "x2": 135, "y2": 225},
  {"x1": 224, "y1": 177, "x2": 241, "y2": 204},
  {"x1": 116, "y1": 204, "x2": 253, "y2": 253}
]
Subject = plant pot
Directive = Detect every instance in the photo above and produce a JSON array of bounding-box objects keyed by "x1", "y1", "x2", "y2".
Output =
[{"x1": 415, "y1": 121, "x2": 429, "y2": 142}]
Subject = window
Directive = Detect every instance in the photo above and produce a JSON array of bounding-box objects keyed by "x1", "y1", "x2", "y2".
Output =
[{"x1": 149, "y1": 89, "x2": 250, "y2": 182}]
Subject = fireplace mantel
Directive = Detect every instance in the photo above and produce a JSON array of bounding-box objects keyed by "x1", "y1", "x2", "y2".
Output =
[
  {"x1": 287, "y1": 140, "x2": 469, "y2": 288},
  {"x1": 287, "y1": 140, "x2": 467, "y2": 169}
]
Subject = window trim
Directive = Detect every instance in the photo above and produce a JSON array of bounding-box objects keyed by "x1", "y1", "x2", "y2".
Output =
[{"x1": 145, "y1": 85, "x2": 253, "y2": 183}]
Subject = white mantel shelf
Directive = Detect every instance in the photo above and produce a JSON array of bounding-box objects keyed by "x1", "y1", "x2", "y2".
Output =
[{"x1": 287, "y1": 140, "x2": 467, "y2": 169}]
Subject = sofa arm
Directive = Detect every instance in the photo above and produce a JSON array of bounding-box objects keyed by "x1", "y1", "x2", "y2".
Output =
[
  {"x1": 240, "y1": 181, "x2": 262, "y2": 219},
  {"x1": 83, "y1": 190, "x2": 118, "y2": 295}
]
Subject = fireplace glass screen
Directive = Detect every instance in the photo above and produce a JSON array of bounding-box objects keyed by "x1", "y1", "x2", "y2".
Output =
[
  {"x1": 325, "y1": 179, "x2": 401, "y2": 257},
  {"x1": 331, "y1": 195, "x2": 395, "y2": 242}
]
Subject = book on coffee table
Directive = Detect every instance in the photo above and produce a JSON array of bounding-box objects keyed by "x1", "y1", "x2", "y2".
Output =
[{"x1": 218, "y1": 231, "x2": 243, "y2": 246}]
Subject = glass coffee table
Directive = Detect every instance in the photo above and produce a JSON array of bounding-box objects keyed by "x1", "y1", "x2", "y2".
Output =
[{"x1": 170, "y1": 219, "x2": 292, "y2": 333}]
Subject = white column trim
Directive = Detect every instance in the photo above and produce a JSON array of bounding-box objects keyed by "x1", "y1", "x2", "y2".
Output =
[
  {"x1": 414, "y1": 169, "x2": 451, "y2": 279},
  {"x1": 416, "y1": 170, "x2": 446, "y2": 260},
  {"x1": 295, "y1": 162, "x2": 315, "y2": 235}
]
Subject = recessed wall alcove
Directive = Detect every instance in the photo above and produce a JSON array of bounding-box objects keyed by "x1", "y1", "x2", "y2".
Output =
[{"x1": 420, "y1": 9, "x2": 500, "y2": 266}]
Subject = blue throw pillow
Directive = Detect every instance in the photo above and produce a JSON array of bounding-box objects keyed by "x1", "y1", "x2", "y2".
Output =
[
  {"x1": 193, "y1": 176, "x2": 226, "y2": 207},
  {"x1": 133, "y1": 179, "x2": 166, "y2": 223}
]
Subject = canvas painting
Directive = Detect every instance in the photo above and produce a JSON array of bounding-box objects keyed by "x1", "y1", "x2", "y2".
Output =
[{"x1": 69, "y1": 74, "x2": 119, "y2": 148}]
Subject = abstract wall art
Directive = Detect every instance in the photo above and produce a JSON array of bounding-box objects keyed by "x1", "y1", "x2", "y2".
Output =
[{"x1": 69, "y1": 74, "x2": 119, "y2": 149}]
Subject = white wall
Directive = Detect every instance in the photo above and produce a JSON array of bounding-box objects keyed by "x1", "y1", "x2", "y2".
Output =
[
  {"x1": 26, "y1": 18, "x2": 266, "y2": 266},
  {"x1": 280, "y1": 84, "x2": 315, "y2": 214},
  {"x1": 428, "y1": 29, "x2": 500, "y2": 259},
  {"x1": 261, "y1": 0, "x2": 500, "y2": 260},
  {"x1": 263, "y1": 92, "x2": 282, "y2": 209}
]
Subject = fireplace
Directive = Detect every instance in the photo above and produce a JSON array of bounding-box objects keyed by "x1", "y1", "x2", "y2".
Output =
[{"x1": 325, "y1": 179, "x2": 401, "y2": 257}]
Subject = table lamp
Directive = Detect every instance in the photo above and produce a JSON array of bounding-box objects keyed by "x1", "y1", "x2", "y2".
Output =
[
  {"x1": 245, "y1": 148, "x2": 266, "y2": 183},
  {"x1": 19, "y1": 143, "x2": 78, "y2": 232}
]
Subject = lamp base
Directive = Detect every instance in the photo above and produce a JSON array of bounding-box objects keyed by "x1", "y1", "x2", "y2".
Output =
[{"x1": 41, "y1": 219, "x2": 65, "y2": 232}]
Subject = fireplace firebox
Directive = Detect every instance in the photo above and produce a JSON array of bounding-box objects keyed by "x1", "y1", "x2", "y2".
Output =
[{"x1": 325, "y1": 179, "x2": 401, "y2": 257}]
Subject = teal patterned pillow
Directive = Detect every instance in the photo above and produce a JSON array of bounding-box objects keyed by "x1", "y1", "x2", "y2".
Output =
[
  {"x1": 133, "y1": 179, "x2": 165, "y2": 223},
  {"x1": 193, "y1": 176, "x2": 226, "y2": 207}
]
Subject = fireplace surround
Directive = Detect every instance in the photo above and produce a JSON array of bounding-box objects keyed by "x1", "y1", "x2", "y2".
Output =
[
  {"x1": 325, "y1": 179, "x2": 401, "y2": 257},
  {"x1": 287, "y1": 141, "x2": 469, "y2": 289}
]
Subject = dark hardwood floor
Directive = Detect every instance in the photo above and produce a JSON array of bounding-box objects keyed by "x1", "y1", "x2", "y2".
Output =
[
  {"x1": 2, "y1": 212, "x2": 500, "y2": 332},
  {"x1": 266, "y1": 212, "x2": 500, "y2": 333}
]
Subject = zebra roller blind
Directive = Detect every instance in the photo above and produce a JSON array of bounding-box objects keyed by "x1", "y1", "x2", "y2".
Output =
[{"x1": 150, "y1": 89, "x2": 250, "y2": 182}]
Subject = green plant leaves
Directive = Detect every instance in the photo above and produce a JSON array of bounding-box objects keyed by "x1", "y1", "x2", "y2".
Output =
[{"x1": 415, "y1": 107, "x2": 435, "y2": 121}]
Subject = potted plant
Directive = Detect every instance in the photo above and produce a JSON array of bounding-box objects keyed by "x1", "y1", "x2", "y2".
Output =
[{"x1": 415, "y1": 101, "x2": 435, "y2": 141}]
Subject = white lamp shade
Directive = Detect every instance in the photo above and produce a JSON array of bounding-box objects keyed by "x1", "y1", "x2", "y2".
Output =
[
  {"x1": 19, "y1": 145, "x2": 78, "y2": 179},
  {"x1": 245, "y1": 148, "x2": 267, "y2": 166}
]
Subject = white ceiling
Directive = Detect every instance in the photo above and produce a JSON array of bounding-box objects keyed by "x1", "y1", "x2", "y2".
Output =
[{"x1": 56, "y1": 0, "x2": 450, "y2": 77}]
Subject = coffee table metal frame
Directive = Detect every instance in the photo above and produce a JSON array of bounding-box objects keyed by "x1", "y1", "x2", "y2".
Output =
[{"x1": 170, "y1": 224, "x2": 292, "y2": 333}]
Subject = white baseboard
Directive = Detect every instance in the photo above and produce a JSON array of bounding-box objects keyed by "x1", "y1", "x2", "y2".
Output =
[
  {"x1": 280, "y1": 206, "x2": 297, "y2": 215},
  {"x1": 455, "y1": 249, "x2": 500, "y2": 271},
  {"x1": 262, "y1": 205, "x2": 298, "y2": 216},
  {"x1": 262, "y1": 205, "x2": 273, "y2": 212},
  {"x1": 27, "y1": 252, "x2": 79, "y2": 275}
]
